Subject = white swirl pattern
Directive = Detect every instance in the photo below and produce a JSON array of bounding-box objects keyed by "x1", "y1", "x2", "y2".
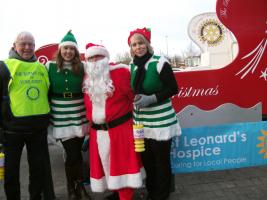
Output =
[{"x1": 37, "y1": 55, "x2": 49, "y2": 64}]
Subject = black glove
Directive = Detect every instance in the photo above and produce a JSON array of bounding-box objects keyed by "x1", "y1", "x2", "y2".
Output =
[{"x1": 134, "y1": 94, "x2": 157, "y2": 109}]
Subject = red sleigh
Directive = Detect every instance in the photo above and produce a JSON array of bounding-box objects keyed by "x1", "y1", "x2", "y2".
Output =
[
  {"x1": 35, "y1": 0, "x2": 267, "y2": 127},
  {"x1": 171, "y1": 0, "x2": 267, "y2": 127}
]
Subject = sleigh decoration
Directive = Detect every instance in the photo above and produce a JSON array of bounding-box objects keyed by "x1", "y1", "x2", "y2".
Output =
[
  {"x1": 172, "y1": 0, "x2": 267, "y2": 127},
  {"x1": 35, "y1": 0, "x2": 267, "y2": 128}
]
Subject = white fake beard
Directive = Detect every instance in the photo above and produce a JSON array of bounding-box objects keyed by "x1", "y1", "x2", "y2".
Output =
[{"x1": 83, "y1": 57, "x2": 114, "y2": 103}]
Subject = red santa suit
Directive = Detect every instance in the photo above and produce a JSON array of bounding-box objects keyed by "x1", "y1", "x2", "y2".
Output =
[{"x1": 84, "y1": 63, "x2": 144, "y2": 192}]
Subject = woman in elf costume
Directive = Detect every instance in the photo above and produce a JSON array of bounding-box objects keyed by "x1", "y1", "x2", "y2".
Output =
[
  {"x1": 128, "y1": 27, "x2": 181, "y2": 200},
  {"x1": 46, "y1": 31, "x2": 90, "y2": 200}
]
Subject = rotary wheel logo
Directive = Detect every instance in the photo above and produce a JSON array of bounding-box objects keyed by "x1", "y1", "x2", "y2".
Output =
[
  {"x1": 199, "y1": 19, "x2": 224, "y2": 47},
  {"x1": 26, "y1": 87, "x2": 40, "y2": 100}
]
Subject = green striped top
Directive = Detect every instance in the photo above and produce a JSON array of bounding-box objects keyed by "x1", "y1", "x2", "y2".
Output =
[
  {"x1": 133, "y1": 99, "x2": 180, "y2": 140},
  {"x1": 46, "y1": 61, "x2": 88, "y2": 140},
  {"x1": 131, "y1": 55, "x2": 181, "y2": 140}
]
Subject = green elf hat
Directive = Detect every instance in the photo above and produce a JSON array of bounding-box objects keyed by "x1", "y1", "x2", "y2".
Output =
[{"x1": 59, "y1": 30, "x2": 78, "y2": 48}]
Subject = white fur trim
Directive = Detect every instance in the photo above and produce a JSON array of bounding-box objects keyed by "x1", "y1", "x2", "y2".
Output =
[
  {"x1": 144, "y1": 55, "x2": 169, "y2": 73},
  {"x1": 58, "y1": 41, "x2": 78, "y2": 48},
  {"x1": 157, "y1": 56, "x2": 169, "y2": 73},
  {"x1": 110, "y1": 63, "x2": 130, "y2": 71},
  {"x1": 144, "y1": 122, "x2": 182, "y2": 140},
  {"x1": 52, "y1": 124, "x2": 88, "y2": 139},
  {"x1": 85, "y1": 46, "x2": 110, "y2": 59},
  {"x1": 91, "y1": 129, "x2": 144, "y2": 192},
  {"x1": 90, "y1": 176, "x2": 108, "y2": 192},
  {"x1": 45, "y1": 60, "x2": 57, "y2": 70},
  {"x1": 92, "y1": 97, "x2": 106, "y2": 123},
  {"x1": 91, "y1": 171, "x2": 144, "y2": 192},
  {"x1": 97, "y1": 130, "x2": 111, "y2": 187},
  {"x1": 108, "y1": 172, "x2": 143, "y2": 190}
]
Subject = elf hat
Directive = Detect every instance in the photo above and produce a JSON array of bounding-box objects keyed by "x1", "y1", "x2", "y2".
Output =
[
  {"x1": 59, "y1": 30, "x2": 78, "y2": 48},
  {"x1": 85, "y1": 43, "x2": 110, "y2": 59},
  {"x1": 128, "y1": 27, "x2": 151, "y2": 46}
]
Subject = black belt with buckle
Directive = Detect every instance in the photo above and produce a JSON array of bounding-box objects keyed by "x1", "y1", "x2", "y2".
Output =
[
  {"x1": 91, "y1": 112, "x2": 132, "y2": 130},
  {"x1": 52, "y1": 92, "x2": 83, "y2": 98}
]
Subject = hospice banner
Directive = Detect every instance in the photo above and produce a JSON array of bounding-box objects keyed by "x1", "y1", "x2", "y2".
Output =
[{"x1": 171, "y1": 121, "x2": 267, "y2": 173}]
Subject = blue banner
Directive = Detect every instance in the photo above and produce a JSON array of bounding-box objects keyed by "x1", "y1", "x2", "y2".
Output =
[{"x1": 171, "y1": 121, "x2": 267, "y2": 173}]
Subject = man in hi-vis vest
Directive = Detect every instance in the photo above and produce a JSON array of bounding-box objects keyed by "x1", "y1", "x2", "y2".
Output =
[{"x1": 0, "y1": 31, "x2": 52, "y2": 200}]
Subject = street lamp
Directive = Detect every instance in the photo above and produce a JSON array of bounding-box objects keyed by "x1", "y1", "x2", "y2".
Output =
[{"x1": 165, "y1": 35, "x2": 169, "y2": 57}]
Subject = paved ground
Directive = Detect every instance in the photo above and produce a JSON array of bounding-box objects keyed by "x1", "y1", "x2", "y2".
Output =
[{"x1": 1, "y1": 143, "x2": 267, "y2": 200}]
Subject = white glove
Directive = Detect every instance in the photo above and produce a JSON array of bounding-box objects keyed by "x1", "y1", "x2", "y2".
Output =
[{"x1": 134, "y1": 94, "x2": 157, "y2": 109}]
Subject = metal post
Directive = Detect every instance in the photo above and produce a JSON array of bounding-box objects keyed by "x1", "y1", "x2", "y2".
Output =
[{"x1": 165, "y1": 35, "x2": 169, "y2": 57}]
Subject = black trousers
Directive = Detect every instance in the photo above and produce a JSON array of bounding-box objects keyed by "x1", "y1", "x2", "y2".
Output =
[
  {"x1": 141, "y1": 139, "x2": 172, "y2": 200},
  {"x1": 42, "y1": 138, "x2": 56, "y2": 200},
  {"x1": 4, "y1": 130, "x2": 48, "y2": 200},
  {"x1": 61, "y1": 137, "x2": 84, "y2": 167}
]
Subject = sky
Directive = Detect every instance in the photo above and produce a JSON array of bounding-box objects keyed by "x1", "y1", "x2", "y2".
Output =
[{"x1": 0, "y1": 0, "x2": 216, "y2": 61}]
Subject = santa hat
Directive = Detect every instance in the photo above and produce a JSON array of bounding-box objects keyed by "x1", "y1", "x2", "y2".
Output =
[
  {"x1": 128, "y1": 27, "x2": 151, "y2": 46},
  {"x1": 59, "y1": 30, "x2": 78, "y2": 48},
  {"x1": 85, "y1": 43, "x2": 110, "y2": 59}
]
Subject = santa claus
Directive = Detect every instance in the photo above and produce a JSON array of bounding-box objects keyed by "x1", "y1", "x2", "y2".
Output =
[{"x1": 83, "y1": 43, "x2": 144, "y2": 200}]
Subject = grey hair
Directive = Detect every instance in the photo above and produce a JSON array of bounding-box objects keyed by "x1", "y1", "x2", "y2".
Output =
[
  {"x1": 129, "y1": 33, "x2": 154, "y2": 57},
  {"x1": 14, "y1": 31, "x2": 35, "y2": 44}
]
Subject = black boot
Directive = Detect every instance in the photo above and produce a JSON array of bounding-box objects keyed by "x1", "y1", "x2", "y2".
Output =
[
  {"x1": 73, "y1": 164, "x2": 92, "y2": 200},
  {"x1": 104, "y1": 192, "x2": 120, "y2": 200},
  {"x1": 73, "y1": 180, "x2": 92, "y2": 200},
  {"x1": 65, "y1": 165, "x2": 77, "y2": 200}
]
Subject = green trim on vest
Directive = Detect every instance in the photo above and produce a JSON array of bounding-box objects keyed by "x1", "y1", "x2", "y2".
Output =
[{"x1": 4, "y1": 59, "x2": 50, "y2": 117}]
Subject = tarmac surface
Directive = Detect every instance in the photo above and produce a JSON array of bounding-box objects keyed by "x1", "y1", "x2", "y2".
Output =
[{"x1": 1, "y1": 143, "x2": 267, "y2": 200}]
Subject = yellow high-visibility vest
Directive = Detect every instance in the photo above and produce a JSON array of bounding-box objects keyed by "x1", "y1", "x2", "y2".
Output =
[{"x1": 4, "y1": 59, "x2": 50, "y2": 117}]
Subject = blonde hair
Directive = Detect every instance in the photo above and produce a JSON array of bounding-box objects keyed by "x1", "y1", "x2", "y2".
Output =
[{"x1": 129, "y1": 33, "x2": 154, "y2": 57}]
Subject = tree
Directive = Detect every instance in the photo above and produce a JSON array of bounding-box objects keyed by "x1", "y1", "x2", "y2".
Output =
[
  {"x1": 181, "y1": 42, "x2": 201, "y2": 59},
  {"x1": 170, "y1": 55, "x2": 183, "y2": 68},
  {"x1": 114, "y1": 52, "x2": 132, "y2": 64}
]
